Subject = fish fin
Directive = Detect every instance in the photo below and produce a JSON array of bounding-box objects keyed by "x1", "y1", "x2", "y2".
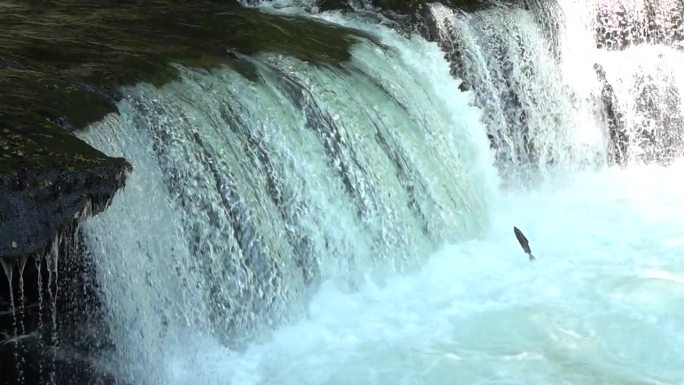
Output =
[{"x1": 528, "y1": 253, "x2": 535, "y2": 262}]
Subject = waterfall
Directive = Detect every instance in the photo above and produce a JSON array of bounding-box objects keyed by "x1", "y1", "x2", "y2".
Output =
[
  {"x1": 562, "y1": 0, "x2": 684, "y2": 164},
  {"x1": 425, "y1": 2, "x2": 606, "y2": 185},
  {"x1": 78, "y1": 22, "x2": 496, "y2": 384},
  {"x1": 67, "y1": 0, "x2": 684, "y2": 384},
  {"x1": 426, "y1": 0, "x2": 684, "y2": 176}
]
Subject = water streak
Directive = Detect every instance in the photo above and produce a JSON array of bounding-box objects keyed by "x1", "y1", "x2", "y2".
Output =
[
  {"x1": 34, "y1": 254, "x2": 45, "y2": 385},
  {"x1": 1, "y1": 258, "x2": 21, "y2": 382},
  {"x1": 46, "y1": 239, "x2": 59, "y2": 385},
  {"x1": 17, "y1": 256, "x2": 27, "y2": 385}
]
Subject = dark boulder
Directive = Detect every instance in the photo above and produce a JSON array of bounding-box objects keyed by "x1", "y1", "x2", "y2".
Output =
[{"x1": 0, "y1": 124, "x2": 130, "y2": 260}]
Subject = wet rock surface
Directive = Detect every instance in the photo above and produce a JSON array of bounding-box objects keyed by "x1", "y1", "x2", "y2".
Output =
[{"x1": 0, "y1": 125, "x2": 130, "y2": 260}]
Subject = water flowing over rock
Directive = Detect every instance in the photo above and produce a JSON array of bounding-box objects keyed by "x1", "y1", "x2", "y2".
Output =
[
  {"x1": 76, "y1": 25, "x2": 495, "y2": 382},
  {"x1": 593, "y1": 0, "x2": 684, "y2": 50},
  {"x1": 1, "y1": 2, "x2": 371, "y2": 383},
  {"x1": 424, "y1": 2, "x2": 602, "y2": 184},
  {"x1": 3, "y1": 0, "x2": 684, "y2": 384}
]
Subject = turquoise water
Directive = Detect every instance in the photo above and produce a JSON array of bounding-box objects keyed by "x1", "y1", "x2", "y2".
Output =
[
  {"x1": 77, "y1": 1, "x2": 684, "y2": 383},
  {"x1": 161, "y1": 162, "x2": 684, "y2": 385}
]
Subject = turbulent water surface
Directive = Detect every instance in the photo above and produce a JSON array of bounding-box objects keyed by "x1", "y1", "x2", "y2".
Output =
[
  {"x1": 74, "y1": 0, "x2": 684, "y2": 384},
  {"x1": 162, "y1": 162, "x2": 684, "y2": 385}
]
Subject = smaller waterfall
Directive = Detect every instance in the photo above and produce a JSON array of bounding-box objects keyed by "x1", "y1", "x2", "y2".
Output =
[
  {"x1": 594, "y1": 47, "x2": 684, "y2": 163},
  {"x1": 591, "y1": 0, "x2": 684, "y2": 50},
  {"x1": 555, "y1": 0, "x2": 684, "y2": 164},
  {"x1": 426, "y1": 0, "x2": 684, "y2": 176},
  {"x1": 426, "y1": 2, "x2": 605, "y2": 184}
]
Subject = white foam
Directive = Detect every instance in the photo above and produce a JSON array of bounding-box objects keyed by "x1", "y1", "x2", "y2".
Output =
[{"x1": 154, "y1": 163, "x2": 684, "y2": 385}]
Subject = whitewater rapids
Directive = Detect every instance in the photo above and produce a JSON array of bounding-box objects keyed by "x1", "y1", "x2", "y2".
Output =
[{"x1": 161, "y1": 161, "x2": 684, "y2": 385}]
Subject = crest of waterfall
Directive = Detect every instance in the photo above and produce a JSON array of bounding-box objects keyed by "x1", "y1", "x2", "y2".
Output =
[
  {"x1": 426, "y1": 2, "x2": 605, "y2": 185},
  {"x1": 79, "y1": 28, "x2": 496, "y2": 383}
]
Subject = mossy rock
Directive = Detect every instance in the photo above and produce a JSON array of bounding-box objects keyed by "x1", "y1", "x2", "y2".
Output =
[
  {"x1": 0, "y1": 0, "x2": 374, "y2": 259},
  {"x1": 1, "y1": 0, "x2": 367, "y2": 131}
]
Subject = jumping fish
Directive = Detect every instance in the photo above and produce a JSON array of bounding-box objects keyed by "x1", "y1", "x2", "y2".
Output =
[{"x1": 513, "y1": 226, "x2": 535, "y2": 262}]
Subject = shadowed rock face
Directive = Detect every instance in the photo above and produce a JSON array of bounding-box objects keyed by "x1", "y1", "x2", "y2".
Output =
[
  {"x1": 0, "y1": 155, "x2": 130, "y2": 260},
  {"x1": 0, "y1": 126, "x2": 130, "y2": 260},
  {"x1": 593, "y1": 63, "x2": 628, "y2": 166},
  {"x1": 1, "y1": 112, "x2": 131, "y2": 259}
]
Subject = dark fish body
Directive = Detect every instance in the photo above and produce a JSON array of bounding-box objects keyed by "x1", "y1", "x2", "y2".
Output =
[{"x1": 513, "y1": 226, "x2": 535, "y2": 262}]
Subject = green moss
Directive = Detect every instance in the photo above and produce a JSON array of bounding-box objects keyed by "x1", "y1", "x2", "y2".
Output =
[
  {"x1": 0, "y1": 0, "x2": 368, "y2": 175},
  {"x1": 0, "y1": 121, "x2": 122, "y2": 175}
]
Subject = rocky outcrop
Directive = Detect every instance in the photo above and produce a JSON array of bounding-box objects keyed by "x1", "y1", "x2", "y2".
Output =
[
  {"x1": 0, "y1": 122, "x2": 128, "y2": 379},
  {"x1": 0, "y1": 124, "x2": 130, "y2": 260}
]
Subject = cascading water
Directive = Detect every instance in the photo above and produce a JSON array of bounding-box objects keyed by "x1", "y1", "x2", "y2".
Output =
[
  {"x1": 591, "y1": 0, "x2": 684, "y2": 50},
  {"x1": 1, "y1": 258, "x2": 21, "y2": 382},
  {"x1": 594, "y1": 45, "x2": 684, "y2": 163},
  {"x1": 563, "y1": 0, "x2": 684, "y2": 163},
  {"x1": 425, "y1": 1, "x2": 608, "y2": 185},
  {"x1": 71, "y1": 0, "x2": 684, "y2": 384},
  {"x1": 427, "y1": 0, "x2": 684, "y2": 175},
  {"x1": 78, "y1": 21, "x2": 496, "y2": 385}
]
